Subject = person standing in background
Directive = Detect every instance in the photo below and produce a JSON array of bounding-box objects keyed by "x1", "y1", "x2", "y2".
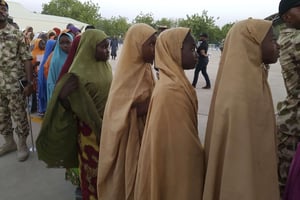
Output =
[
  {"x1": 23, "y1": 26, "x2": 34, "y2": 48},
  {"x1": 37, "y1": 39, "x2": 56, "y2": 115},
  {"x1": 58, "y1": 35, "x2": 81, "y2": 81},
  {"x1": 110, "y1": 36, "x2": 119, "y2": 60},
  {"x1": 46, "y1": 32, "x2": 73, "y2": 101},
  {"x1": 30, "y1": 38, "x2": 45, "y2": 113},
  {"x1": 192, "y1": 33, "x2": 211, "y2": 89}
]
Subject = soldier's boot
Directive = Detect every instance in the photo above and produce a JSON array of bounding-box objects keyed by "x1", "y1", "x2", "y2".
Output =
[
  {"x1": 17, "y1": 136, "x2": 29, "y2": 162},
  {"x1": 0, "y1": 134, "x2": 17, "y2": 156}
]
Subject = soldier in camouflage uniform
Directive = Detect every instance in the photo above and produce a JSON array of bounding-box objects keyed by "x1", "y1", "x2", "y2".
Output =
[
  {"x1": 277, "y1": 27, "x2": 300, "y2": 198},
  {"x1": 277, "y1": 0, "x2": 300, "y2": 197},
  {"x1": 0, "y1": 0, "x2": 33, "y2": 161}
]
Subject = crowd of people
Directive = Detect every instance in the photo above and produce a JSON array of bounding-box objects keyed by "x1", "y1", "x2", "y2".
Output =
[{"x1": 0, "y1": 0, "x2": 300, "y2": 199}]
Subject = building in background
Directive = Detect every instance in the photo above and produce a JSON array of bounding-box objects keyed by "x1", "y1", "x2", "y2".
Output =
[{"x1": 7, "y1": 1, "x2": 87, "y2": 32}]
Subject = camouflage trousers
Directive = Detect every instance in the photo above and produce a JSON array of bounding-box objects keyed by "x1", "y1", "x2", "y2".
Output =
[
  {"x1": 277, "y1": 130, "x2": 300, "y2": 198},
  {"x1": 0, "y1": 90, "x2": 29, "y2": 137}
]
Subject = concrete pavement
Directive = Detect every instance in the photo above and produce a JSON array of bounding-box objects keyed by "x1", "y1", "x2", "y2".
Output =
[{"x1": 0, "y1": 49, "x2": 286, "y2": 200}]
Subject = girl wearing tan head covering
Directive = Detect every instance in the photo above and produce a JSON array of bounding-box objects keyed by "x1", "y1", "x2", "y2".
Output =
[
  {"x1": 134, "y1": 27, "x2": 204, "y2": 200},
  {"x1": 203, "y1": 19, "x2": 280, "y2": 200},
  {"x1": 97, "y1": 23, "x2": 156, "y2": 200}
]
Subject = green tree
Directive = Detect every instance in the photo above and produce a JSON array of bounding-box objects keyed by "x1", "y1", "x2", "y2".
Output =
[
  {"x1": 42, "y1": 0, "x2": 232, "y2": 43},
  {"x1": 177, "y1": 11, "x2": 222, "y2": 43},
  {"x1": 133, "y1": 12, "x2": 155, "y2": 28},
  {"x1": 96, "y1": 18, "x2": 111, "y2": 34},
  {"x1": 155, "y1": 18, "x2": 175, "y2": 29},
  {"x1": 220, "y1": 22, "x2": 234, "y2": 39},
  {"x1": 42, "y1": 0, "x2": 100, "y2": 26},
  {"x1": 97, "y1": 16, "x2": 130, "y2": 38}
]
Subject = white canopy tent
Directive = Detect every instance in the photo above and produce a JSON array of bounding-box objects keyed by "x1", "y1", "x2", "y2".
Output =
[{"x1": 7, "y1": 1, "x2": 88, "y2": 32}]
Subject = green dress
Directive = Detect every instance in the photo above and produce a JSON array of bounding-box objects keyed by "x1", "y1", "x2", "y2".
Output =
[{"x1": 37, "y1": 30, "x2": 112, "y2": 200}]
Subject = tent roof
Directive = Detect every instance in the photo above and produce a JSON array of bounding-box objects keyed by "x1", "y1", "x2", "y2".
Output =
[{"x1": 7, "y1": 1, "x2": 88, "y2": 32}]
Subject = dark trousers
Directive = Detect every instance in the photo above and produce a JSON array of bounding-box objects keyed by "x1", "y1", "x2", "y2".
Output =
[{"x1": 192, "y1": 59, "x2": 210, "y2": 87}]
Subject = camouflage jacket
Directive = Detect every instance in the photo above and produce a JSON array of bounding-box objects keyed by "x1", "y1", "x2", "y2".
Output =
[
  {"x1": 277, "y1": 28, "x2": 300, "y2": 136},
  {"x1": 0, "y1": 23, "x2": 32, "y2": 93}
]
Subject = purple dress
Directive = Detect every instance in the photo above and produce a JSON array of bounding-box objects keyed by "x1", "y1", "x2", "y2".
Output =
[{"x1": 284, "y1": 143, "x2": 300, "y2": 200}]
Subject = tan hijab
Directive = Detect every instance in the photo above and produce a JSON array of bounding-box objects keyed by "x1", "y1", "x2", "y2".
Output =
[
  {"x1": 134, "y1": 27, "x2": 204, "y2": 200},
  {"x1": 97, "y1": 23, "x2": 156, "y2": 200},
  {"x1": 203, "y1": 19, "x2": 280, "y2": 200}
]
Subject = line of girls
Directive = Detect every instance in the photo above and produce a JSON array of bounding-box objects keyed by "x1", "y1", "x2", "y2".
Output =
[
  {"x1": 36, "y1": 18, "x2": 282, "y2": 200},
  {"x1": 28, "y1": 25, "x2": 81, "y2": 115}
]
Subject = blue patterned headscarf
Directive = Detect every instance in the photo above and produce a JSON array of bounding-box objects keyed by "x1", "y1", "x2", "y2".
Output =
[
  {"x1": 37, "y1": 39, "x2": 56, "y2": 113},
  {"x1": 47, "y1": 32, "x2": 73, "y2": 101}
]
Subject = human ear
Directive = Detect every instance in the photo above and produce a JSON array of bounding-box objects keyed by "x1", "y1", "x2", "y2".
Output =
[{"x1": 282, "y1": 13, "x2": 290, "y2": 23}]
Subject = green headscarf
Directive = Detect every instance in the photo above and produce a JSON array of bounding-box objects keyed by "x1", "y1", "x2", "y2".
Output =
[{"x1": 69, "y1": 29, "x2": 112, "y2": 118}]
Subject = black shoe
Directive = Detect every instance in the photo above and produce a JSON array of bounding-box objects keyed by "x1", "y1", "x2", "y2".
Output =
[{"x1": 202, "y1": 86, "x2": 211, "y2": 89}]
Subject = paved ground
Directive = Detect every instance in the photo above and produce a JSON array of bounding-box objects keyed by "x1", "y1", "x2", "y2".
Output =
[{"x1": 0, "y1": 49, "x2": 286, "y2": 200}]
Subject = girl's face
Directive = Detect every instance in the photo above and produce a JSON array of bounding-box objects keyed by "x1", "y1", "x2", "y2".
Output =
[
  {"x1": 59, "y1": 35, "x2": 72, "y2": 54},
  {"x1": 142, "y1": 33, "x2": 157, "y2": 64},
  {"x1": 95, "y1": 38, "x2": 110, "y2": 61},
  {"x1": 38, "y1": 39, "x2": 46, "y2": 50},
  {"x1": 261, "y1": 27, "x2": 280, "y2": 65},
  {"x1": 181, "y1": 33, "x2": 198, "y2": 70},
  {"x1": 27, "y1": 27, "x2": 33, "y2": 33}
]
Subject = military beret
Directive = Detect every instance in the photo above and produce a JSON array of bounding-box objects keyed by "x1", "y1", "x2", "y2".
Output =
[
  {"x1": 0, "y1": 0, "x2": 8, "y2": 10},
  {"x1": 279, "y1": 0, "x2": 300, "y2": 15}
]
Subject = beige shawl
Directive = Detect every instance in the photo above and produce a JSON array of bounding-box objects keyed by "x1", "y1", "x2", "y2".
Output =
[
  {"x1": 203, "y1": 19, "x2": 280, "y2": 200},
  {"x1": 134, "y1": 27, "x2": 204, "y2": 200},
  {"x1": 97, "y1": 23, "x2": 156, "y2": 200}
]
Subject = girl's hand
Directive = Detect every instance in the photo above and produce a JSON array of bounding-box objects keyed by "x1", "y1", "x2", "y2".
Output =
[{"x1": 59, "y1": 73, "x2": 79, "y2": 100}]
